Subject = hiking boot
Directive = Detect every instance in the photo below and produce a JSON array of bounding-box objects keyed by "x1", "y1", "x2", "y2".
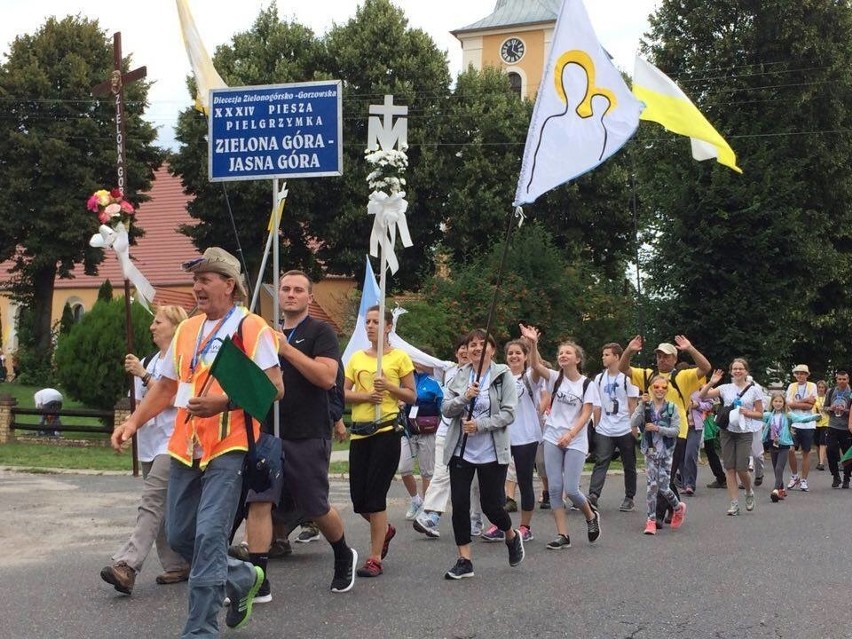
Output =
[
  {"x1": 832, "y1": 475, "x2": 842, "y2": 488},
  {"x1": 356, "y1": 558, "x2": 383, "y2": 578},
  {"x1": 670, "y1": 502, "x2": 687, "y2": 529},
  {"x1": 770, "y1": 489, "x2": 780, "y2": 503},
  {"x1": 546, "y1": 534, "x2": 571, "y2": 550},
  {"x1": 413, "y1": 511, "x2": 441, "y2": 539},
  {"x1": 619, "y1": 497, "x2": 635, "y2": 512},
  {"x1": 481, "y1": 525, "x2": 505, "y2": 542},
  {"x1": 787, "y1": 475, "x2": 800, "y2": 490},
  {"x1": 519, "y1": 525, "x2": 534, "y2": 542},
  {"x1": 254, "y1": 579, "x2": 272, "y2": 604},
  {"x1": 381, "y1": 524, "x2": 396, "y2": 559},
  {"x1": 745, "y1": 492, "x2": 756, "y2": 511},
  {"x1": 330, "y1": 548, "x2": 357, "y2": 593},
  {"x1": 296, "y1": 523, "x2": 321, "y2": 543},
  {"x1": 586, "y1": 511, "x2": 601, "y2": 544},
  {"x1": 506, "y1": 529, "x2": 525, "y2": 567},
  {"x1": 726, "y1": 500, "x2": 740, "y2": 516},
  {"x1": 225, "y1": 565, "x2": 264, "y2": 629},
  {"x1": 643, "y1": 519, "x2": 657, "y2": 535},
  {"x1": 269, "y1": 538, "x2": 292, "y2": 559},
  {"x1": 444, "y1": 557, "x2": 474, "y2": 580},
  {"x1": 505, "y1": 497, "x2": 518, "y2": 513},
  {"x1": 539, "y1": 491, "x2": 551, "y2": 510},
  {"x1": 706, "y1": 479, "x2": 727, "y2": 489},
  {"x1": 156, "y1": 567, "x2": 190, "y2": 585},
  {"x1": 100, "y1": 561, "x2": 136, "y2": 595}
]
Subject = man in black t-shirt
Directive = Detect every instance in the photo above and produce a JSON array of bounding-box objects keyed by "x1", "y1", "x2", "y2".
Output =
[{"x1": 243, "y1": 271, "x2": 356, "y2": 595}]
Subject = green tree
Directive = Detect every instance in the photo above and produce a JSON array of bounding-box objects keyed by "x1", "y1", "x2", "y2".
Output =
[
  {"x1": 97, "y1": 279, "x2": 114, "y2": 302},
  {"x1": 170, "y1": 0, "x2": 451, "y2": 290},
  {"x1": 636, "y1": 0, "x2": 852, "y2": 377},
  {"x1": 54, "y1": 298, "x2": 154, "y2": 410},
  {"x1": 59, "y1": 303, "x2": 75, "y2": 336},
  {"x1": 0, "y1": 16, "x2": 162, "y2": 370}
]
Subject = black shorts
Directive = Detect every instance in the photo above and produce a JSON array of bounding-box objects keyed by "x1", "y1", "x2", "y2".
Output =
[
  {"x1": 349, "y1": 428, "x2": 403, "y2": 514},
  {"x1": 279, "y1": 438, "x2": 333, "y2": 519},
  {"x1": 814, "y1": 426, "x2": 828, "y2": 447},
  {"x1": 792, "y1": 428, "x2": 815, "y2": 453}
]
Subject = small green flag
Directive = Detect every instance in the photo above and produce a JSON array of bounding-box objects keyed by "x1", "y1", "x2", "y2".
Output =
[
  {"x1": 841, "y1": 445, "x2": 852, "y2": 466},
  {"x1": 209, "y1": 335, "x2": 277, "y2": 422}
]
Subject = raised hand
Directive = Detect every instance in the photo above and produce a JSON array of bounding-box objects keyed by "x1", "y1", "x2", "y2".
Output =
[
  {"x1": 710, "y1": 369, "x2": 724, "y2": 385},
  {"x1": 674, "y1": 335, "x2": 693, "y2": 351},
  {"x1": 518, "y1": 323, "x2": 540, "y2": 343},
  {"x1": 626, "y1": 335, "x2": 643, "y2": 353}
]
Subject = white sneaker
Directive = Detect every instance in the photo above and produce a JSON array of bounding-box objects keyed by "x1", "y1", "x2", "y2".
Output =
[
  {"x1": 800, "y1": 479, "x2": 809, "y2": 492},
  {"x1": 405, "y1": 498, "x2": 423, "y2": 521},
  {"x1": 787, "y1": 475, "x2": 800, "y2": 490}
]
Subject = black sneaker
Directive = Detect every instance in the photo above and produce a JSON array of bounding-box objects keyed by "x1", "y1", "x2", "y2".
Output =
[
  {"x1": 505, "y1": 497, "x2": 518, "y2": 513},
  {"x1": 254, "y1": 579, "x2": 272, "y2": 604},
  {"x1": 843, "y1": 479, "x2": 850, "y2": 489},
  {"x1": 225, "y1": 565, "x2": 264, "y2": 629},
  {"x1": 506, "y1": 530, "x2": 525, "y2": 567},
  {"x1": 754, "y1": 475, "x2": 763, "y2": 487},
  {"x1": 832, "y1": 476, "x2": 842, "y2": 488},
  {"x1": 330, "y1": 548, "x2": 357, "y2": 593},
  {"x1": 444, "y1": 557, "x2": 474, "y2": 580},
  {"x1": 546, "y1": 534, "x2": 571, "y2": 550},
  {"x1": 619, "y1": 497, "x2": 635, "y2": 512},
  {"x1": 539, "y1": 491, "x2": 551, "y2": 510},
  {"x1": 586, "y1": 511, "x2": 601, "y2": 544}
]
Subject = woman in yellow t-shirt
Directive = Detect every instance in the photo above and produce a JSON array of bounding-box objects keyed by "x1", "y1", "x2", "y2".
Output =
[
  {"x1": 344, "y1": 305, "x2": 415, "y2": 579},
  {"x1": 814, "y1": 379, "x2": 829, "y2": 471}
]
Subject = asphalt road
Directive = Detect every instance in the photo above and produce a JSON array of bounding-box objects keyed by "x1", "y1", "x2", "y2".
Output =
[{"x1": 0, "y1": 467, "x2": 848, "y2": 639}]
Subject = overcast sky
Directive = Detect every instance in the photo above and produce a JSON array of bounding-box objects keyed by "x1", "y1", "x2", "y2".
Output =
[{"x1": 0, "y1": 0, "x2": 659, "y2": 148}]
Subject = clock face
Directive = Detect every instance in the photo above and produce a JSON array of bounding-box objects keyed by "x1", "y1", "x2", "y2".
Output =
[{"x1": 500, "y1": 37, "x2": 525, "y2": 64}]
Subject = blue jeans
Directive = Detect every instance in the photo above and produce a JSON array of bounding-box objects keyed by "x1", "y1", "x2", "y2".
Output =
[
  {"x1": 167, "y1": 453, "x2": 257, "y2": 639},
  {"x1": 588, "y1": 431, "x2": 637, "y2": 500},
  {"x1": 681, "y1": 426, "x2": 703, "y2": 490}
]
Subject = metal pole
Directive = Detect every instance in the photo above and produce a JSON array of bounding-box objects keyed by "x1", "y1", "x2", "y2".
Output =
[
  {"x1": 272, "y1": 179, "x2": 282, "y2": 438},
  {"x1": 374, "y1": 246, "x2": 389, "y2": 423},
  {"x1": 123, "y1": 278, "x2": 139, "y2": 477}
]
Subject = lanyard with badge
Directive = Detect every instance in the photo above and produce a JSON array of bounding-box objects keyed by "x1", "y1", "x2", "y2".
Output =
[
  {"x1": 175, "y1": 306, "x2": 237, "y2": 408},
  {"x1": 284, "y1": 316, "x2": 308, "y2": 346}
]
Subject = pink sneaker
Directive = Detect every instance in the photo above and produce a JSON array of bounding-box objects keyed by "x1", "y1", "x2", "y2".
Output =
[
  {"x1": 643, "y1": 519, "x2": 657, "y2": 535},
  {"x1": 670, "y1": 502, "x2": 687, "y2": 530}
]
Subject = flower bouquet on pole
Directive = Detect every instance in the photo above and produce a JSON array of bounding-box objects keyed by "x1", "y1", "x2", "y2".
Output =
[{"x1": 87, "y1": 188, "x2": 155, "y2": 309}]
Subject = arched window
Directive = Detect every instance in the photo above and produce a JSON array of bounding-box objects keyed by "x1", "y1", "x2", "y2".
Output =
[
  {"x1": 508, "y1": 71, "x2": 522, "y2": 97},
  {"x1": 72, "y1": 304, "x2": 85, "y2": 323}
]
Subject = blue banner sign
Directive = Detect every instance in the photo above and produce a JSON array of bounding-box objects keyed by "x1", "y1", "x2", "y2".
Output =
[{"x1": 208, "y1": 80, "x2": 342, "y2": 182}]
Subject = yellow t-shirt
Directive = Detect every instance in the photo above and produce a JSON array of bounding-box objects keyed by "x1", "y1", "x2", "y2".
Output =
[
  {"x1": 815, "y1": 395, "x2": 830, "y2": 427},
  {"x1": 630, "y1": 367, "x2": 705, "y2": 439},
  {"x1": 345, "y1": 348, "x2": 415, "y2": 426}
]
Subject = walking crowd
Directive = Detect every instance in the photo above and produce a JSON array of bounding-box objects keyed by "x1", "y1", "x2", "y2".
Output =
[{"x1": 99, "y1": 247, "x2": 852, "y2": 638}]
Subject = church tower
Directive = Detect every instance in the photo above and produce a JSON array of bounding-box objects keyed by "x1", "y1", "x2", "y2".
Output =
[{"x1": 451, "y1": 0, "x2": 561, "y2": 100}]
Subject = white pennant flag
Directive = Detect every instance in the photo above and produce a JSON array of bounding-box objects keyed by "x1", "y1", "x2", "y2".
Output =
[{"x1": 514, "y1": 0, "x2": 643, "y2": 206}]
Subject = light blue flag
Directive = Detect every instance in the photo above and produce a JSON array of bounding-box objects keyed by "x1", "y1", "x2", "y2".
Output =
[{"x1": 341, "y1": 257, "x2": 381, "y2": 365}]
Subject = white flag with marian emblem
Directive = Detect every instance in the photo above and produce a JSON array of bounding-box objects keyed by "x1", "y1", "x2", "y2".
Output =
[{"x1": 513, "y1": 0, "x2": 643, "y2": 206}]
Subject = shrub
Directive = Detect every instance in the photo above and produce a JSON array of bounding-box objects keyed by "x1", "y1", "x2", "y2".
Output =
[{"x1": 54, "y1": 298, "x2": 154, "y2": 410}]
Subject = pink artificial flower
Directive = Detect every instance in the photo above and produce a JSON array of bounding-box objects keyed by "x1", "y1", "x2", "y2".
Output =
[
  {"x1": 87, "y1": 194, "x2": 100, "y2": 212},
  {"x1": 110, "y1": 188, "x2": 122, "y2": 199},
  {"x1": 98, "y1": 212, "x2": 110, "y2": 223},
  {"x1": 105, "y1": 203, "x2": 121, "y2": 217},
  {"x1": 119, "y1": 200, "x2": 135, "y2": 215}
]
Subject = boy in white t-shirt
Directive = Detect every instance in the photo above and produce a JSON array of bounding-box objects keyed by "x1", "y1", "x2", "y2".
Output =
[{"x1": 589, "y1": 343, "x2": 640, "y2": 511}]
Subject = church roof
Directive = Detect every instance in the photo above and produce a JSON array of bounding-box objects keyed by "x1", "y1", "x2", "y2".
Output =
[{"x1": 452, "y1": 0, "x2": 561, "y2": 35}]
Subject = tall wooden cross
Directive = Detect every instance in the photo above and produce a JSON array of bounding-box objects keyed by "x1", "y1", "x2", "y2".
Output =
[
  {"x1": 92, "y1": 32, "x2": 147, "y2": 196},
  {"x1": 92, "y1": 32, "x2": 146, "y2": 476}
]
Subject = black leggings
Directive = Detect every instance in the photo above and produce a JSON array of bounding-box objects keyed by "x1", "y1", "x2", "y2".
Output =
[
  {"x1": 511, "y1": 442, "x2": 539, "y2": 512},
  {"x1": 826, "y1": 428, "x2": 852, "y2": 479},
  {"x1": 449, "y1": 457, "x2": 511, "y2": 546},
  {"x1": 705, "y1": 438, "x2": 726, "y2": 482}
]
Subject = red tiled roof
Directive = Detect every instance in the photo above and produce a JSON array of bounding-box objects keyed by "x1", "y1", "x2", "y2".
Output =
[
  {"x1": 309, "y1": 299, "x2": 340, "y2": 333},
  {"x1": 153, "y1": 288, "x2": 197, "y2": 313},
  {"x1": 53, "y1": 165, "x2": 201, "y2": 290}
]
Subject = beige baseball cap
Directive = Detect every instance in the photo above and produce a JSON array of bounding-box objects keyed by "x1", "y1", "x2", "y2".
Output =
[
  {"x1": 655, "y1": 343, "x2": 677, "y2": 356},
  {"x1": 792, "y1": 364, "x2": 810, "y2": 374}
]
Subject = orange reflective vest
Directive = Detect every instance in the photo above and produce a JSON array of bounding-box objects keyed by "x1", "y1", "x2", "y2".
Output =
[{"x1": 167, "y1": 307, "x2": 276, "y2": 468}]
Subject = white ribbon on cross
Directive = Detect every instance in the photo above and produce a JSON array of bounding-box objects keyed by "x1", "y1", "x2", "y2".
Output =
[
  {"x1": 89, "y1": 221, "x2": 156, "y2": 311},
  {"x1": 368, "y1": 190, "x2": 413, "y2": 275}
]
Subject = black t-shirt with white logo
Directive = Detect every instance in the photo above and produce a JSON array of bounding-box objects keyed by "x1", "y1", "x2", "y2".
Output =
[{"x1": 274, "y1": 316, "x2": 340, "y2": 440}]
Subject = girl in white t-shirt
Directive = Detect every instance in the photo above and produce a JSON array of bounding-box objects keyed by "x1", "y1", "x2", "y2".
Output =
[{"x1": 520, "y1": 325, "x2": 601, "y2": 550}]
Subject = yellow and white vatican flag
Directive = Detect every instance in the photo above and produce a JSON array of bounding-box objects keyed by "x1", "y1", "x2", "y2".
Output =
[
  {"x1": 632, "y1": 56, "x2": 742, "y2": 173},
  {"x1": 514, "y1": 0, "x2": 643, "y2": 206},
  {"x1": 175, "y1": 0, "x2": 227, "y2": 114}
]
